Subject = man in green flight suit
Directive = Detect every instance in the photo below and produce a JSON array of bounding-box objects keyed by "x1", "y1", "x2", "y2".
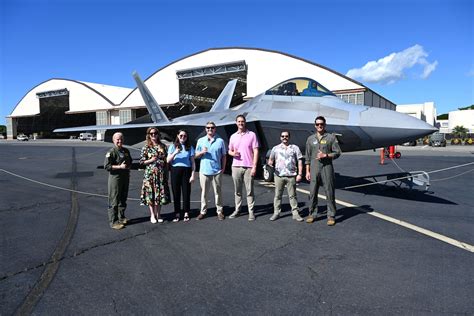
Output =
[
  {"x1": 305, "y1": 116, "x2": 341, "y2": 226},
  {"x1": 104, "y1": 132, "x2": 132, "y2": 230}
]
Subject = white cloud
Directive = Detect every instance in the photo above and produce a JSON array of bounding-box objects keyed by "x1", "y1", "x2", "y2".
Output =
[
  {"x1": 420, "y1": 60, "x2": 438, "y2": 79},
  {"x1": 346, "y1": 44, "x2": 438, "y2": 84}
]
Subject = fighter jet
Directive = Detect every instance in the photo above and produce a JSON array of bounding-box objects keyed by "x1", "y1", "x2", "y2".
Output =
[{"x1": 55, "y1": 72, "x2": 436, "y2": 174}]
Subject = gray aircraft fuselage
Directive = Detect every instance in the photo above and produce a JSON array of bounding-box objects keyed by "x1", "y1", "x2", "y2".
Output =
[
  {"x1": 55, "y1": 75, "x2": 436, "y2": 166},
  {"x1": 104, "y1": 91, "x2": 436, "y2": 161}
]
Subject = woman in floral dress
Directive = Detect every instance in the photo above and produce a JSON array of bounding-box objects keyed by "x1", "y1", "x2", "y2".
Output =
[{"x1": 140, "y1": 127, "x2": 171, "y2": 223}]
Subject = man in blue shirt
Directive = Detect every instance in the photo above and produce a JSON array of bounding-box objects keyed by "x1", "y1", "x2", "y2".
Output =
[{"x1": 195, "y1": 121, "x2": 227, "y2": 220}]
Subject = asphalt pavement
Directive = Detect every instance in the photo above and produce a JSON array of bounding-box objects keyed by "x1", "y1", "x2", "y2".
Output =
[{"x1": 1, "y1": 140, "x2": 473, "y2": 315}]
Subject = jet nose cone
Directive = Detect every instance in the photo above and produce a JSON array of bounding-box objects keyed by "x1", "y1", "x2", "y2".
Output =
[{"x1": 360, "y1": 107, "x2": 437, "y2": 147}]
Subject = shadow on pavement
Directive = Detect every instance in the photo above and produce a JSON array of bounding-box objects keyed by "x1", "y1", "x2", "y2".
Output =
[{"x1": 335, "y1": 173, "x2": 456, "y2": 205}]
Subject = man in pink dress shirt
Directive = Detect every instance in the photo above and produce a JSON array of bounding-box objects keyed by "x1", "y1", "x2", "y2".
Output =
[{"x1": 228, "y1": 114, "x2": 259, "y2": 221}]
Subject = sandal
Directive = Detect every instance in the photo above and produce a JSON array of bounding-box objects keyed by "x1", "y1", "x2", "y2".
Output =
[
  {"x1": 157, "y1": 218, "x2": 164, "y2": 223},
  {"x1": 183, "y1": 213, "x2": 190, "y2": 222}
]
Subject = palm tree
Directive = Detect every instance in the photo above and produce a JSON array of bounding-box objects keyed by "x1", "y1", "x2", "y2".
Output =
[{"x1": 452, "y1": 125, "x2": 468, "y2": 139}]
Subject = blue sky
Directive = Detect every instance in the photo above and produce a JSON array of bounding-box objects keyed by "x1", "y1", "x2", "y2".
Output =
[{"x1": 1, "y1": 0, "x2": 473, "y2": 125}]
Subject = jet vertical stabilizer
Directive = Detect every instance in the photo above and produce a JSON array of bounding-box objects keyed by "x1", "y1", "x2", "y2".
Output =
[
  {"x1": 209, "y1": 79, "x2": 238, "y2": 112},
  {"x1": 132, "y1": 71, "x2": 170, "y2": 123}
]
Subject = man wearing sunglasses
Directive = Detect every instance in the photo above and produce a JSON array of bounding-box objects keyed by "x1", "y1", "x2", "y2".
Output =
[
  {"x1": 268, "y1": 131, "x2": 304, "y2": 222},
  {"x1": 305, "y1": 116, "x2": 341, "y2": 226},
  {"x1": 195, "y1": 122, "x2": 227, "y2": 220}
]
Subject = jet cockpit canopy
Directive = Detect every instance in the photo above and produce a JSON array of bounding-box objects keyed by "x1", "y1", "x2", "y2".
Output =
[{"x1": 265, "y1": 77, "x2": 335, "y2": 97}]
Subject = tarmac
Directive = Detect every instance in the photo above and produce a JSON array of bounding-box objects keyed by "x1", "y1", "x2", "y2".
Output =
[{"x1": 1, "y1": 139, "x2": 473, "y2": 315}]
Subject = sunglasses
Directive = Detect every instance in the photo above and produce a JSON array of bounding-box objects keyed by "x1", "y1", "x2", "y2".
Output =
[
  {"x1": 206, "y1": 126, "x2": 216, "y2": 130},
  {"x1": 315, "y1": 123, "x2": 325, "y2": 126},
  {"x1": 148, "y1": 132, "x2": 159, "y2": 136},
  {"x1": 178, "y1": 134, "x2": 187, "y2": 138},
  {"x1": 280, "y1": 135, "x2": 289, "y2": 138}
]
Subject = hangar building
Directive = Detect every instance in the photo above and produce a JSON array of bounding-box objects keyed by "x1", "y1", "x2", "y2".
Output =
[{"x1": 6, "y1": 47, "x2": 396, "y2": 140}]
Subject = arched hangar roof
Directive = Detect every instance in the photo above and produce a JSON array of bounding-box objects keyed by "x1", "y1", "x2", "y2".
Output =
[
  {"x1": 120, "y1": 47, "x2": 367, "y2": 108},
  {"x1": 9, "y1": 79, "x2": 132, "y2": 117}
]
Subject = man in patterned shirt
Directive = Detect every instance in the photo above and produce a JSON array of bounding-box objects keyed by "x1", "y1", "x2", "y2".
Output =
[{"x1": 268, "y1": 130, "x2": 304, "y2": 222}]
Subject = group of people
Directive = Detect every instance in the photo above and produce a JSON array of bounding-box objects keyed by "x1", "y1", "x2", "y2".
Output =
[{"x1": 104, "y1": 115, "x2": 341, "y2": 230}]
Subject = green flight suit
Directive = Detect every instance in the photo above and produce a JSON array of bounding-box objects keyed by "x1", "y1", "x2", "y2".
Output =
[
  {"x1": 104, "y1": 146, "x2": 132, "y2": 227},
  {"x1": 305, "y1": 132, "x2": 341, "y2": 218}
]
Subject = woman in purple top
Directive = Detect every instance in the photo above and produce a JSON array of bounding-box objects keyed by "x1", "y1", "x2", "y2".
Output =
[{"x1": 167, "y1": 129, "x2": 196, "y2": 222}]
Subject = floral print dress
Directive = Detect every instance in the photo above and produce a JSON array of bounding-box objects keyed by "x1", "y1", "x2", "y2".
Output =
[{"x1": 140, "y1": 144, "x2": 171, "y2": 206}]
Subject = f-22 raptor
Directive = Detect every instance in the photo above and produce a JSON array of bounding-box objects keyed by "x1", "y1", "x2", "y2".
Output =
[{"x1": 55, "y1": 72, "x2": 436, "y2": 174}]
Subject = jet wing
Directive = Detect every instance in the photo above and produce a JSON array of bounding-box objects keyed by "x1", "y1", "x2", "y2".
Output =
[
  {"x1": 53, "y1": 75, "x2": 240, "y2": 134},
  {"x1": 53, "y1": 117, "x2": 239, "y2": 133}
]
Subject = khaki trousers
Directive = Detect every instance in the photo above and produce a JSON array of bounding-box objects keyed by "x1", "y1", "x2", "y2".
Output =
[
  {"x1": 273, "y1": 174, "x2": 299, "y2": 214},
  {"x1": 199, "y1": 173, "x2": 223, "y2": 214},
  {"x1": 232, "y1": 166, "x2": 255, "y2": 214}
]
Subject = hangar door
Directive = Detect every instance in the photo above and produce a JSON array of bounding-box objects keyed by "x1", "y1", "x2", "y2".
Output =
[
  {"x1": 16, "y1": 89, "x2": 95, "y2": 138},
  {"x1": 174, "y1": 61, "x2": 247, "y2": 118}
]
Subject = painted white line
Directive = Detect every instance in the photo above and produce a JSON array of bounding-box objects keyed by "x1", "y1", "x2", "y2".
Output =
[{"x1": 295, "y1": 187, "x2": 474, "y2": 253}]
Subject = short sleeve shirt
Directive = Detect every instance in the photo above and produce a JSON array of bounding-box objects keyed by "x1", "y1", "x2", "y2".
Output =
[
  {"x1": 270, "y1": 144, "x2": 303, "y2": 176},
  {"x1": 196, "y1": 135, "x2": 227, "y2": 175},
  {"x1": 168, "y1": 143, "x2": 195, "y2": 168},
  {"x1": 228, "y1": 130, "x2": 259, "y2": 168}
]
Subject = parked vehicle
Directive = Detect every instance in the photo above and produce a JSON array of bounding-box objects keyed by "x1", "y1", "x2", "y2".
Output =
[
  {"x1": 79, "y1": 132, "x2": 95, "y2": 141},
  {"x1": 402, "y1": 140, "x2": 417, "y2": 146},
  {"x1": 262, "y1": 149, "x2": 274, "y2": 182},
  {"x1": 429, "y1": 132, "x2": 446, "y2": 147},
  {"x1": 17, "y1": 134, "x2": 29, "y2": 141}
]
